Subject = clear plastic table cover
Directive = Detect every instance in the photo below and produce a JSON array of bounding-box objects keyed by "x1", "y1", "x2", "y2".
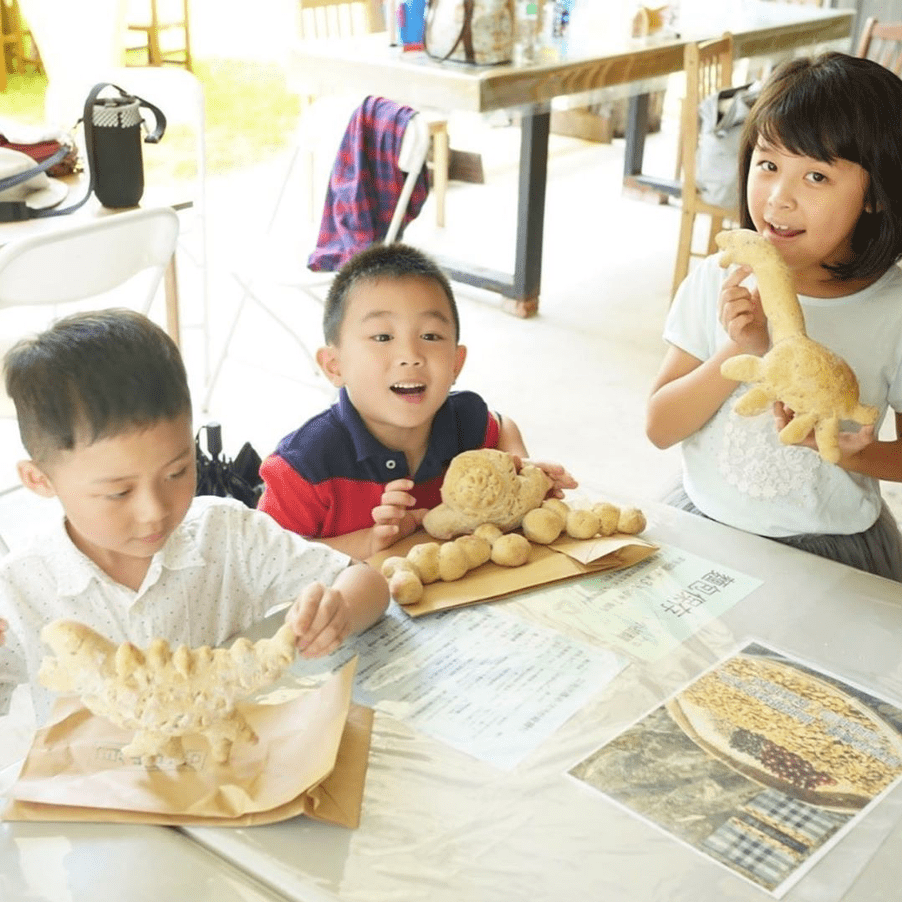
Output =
[
  {"x1": 0, "y1": 818, "x2": 289, "y2": 902},
  {"x1": 181, "y1": 504, "x2": 902, "y2": 902}
]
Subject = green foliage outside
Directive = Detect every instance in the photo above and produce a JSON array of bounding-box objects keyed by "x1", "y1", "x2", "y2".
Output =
[{"x1": 0, "y1": 59, "x2": 301, "y2": 180}]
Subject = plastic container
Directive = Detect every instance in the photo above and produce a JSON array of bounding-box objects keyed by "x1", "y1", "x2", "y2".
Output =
[{"x1": 513, "y1": 0, "x2": 539, "y2": 65}]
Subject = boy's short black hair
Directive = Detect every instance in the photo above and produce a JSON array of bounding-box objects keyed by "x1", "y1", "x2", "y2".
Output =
[
  {"x1": 322, "y1": 243, "x2": 460, "y2": 345},
  {"x1": 739, "y1": 51, "x2": 902, "y2": 281},
  {"x1": 4, "y1": 308, "x2": 192, "y2": 462}
]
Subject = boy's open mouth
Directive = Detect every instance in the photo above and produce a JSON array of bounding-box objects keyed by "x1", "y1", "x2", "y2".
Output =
[{"x1": 391, "y1": 382, "x2": 426, "y2": 397}]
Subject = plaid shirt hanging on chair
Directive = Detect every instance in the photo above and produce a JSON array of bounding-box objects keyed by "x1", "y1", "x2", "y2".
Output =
[{"x1": 308, "y1": 95, "x2": 429, "y2": 272}]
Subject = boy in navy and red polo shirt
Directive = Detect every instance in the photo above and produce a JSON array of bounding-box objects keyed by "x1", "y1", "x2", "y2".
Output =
[{"x1": 258, "y1": 243, "x2": 576, "y2": 560}]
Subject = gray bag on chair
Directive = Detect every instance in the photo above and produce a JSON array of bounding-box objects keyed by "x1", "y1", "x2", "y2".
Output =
[{"x1": 696, "y1": 81, "x2": 759, "y2": 210}]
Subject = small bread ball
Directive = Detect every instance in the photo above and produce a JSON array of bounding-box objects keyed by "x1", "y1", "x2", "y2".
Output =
[
  {"x1": 491, "y1": 533, "x2": 531, "y2": 567},
  {"x1": 566, "y1": 509, "x2": 601, "y2": 540},
  {"x1": 473, "y1": 523, "x2": 503, "y2": 545},
  {"x1": 592, "y1": 503, "x2": 621, "y2": 537},
  {"x1": 522, "y1": 508, "x2": 564, "y2": 544},
  {"x1": 540, "y1": 498, "x2": 569, "y2": 524},
  {"x1": 438, "y1": 542, "x2": 470, "y2": 581},
  {"x1": 389, "y1": 569, "x2": 424, "y2": 605},
  {"x1": 618, "y1": 507, "x2": 647, "y2": 535},
  {"x1": 454, "y1": 534, "x2": 492, "y2": 569},
  {"x1": 407, "y1": 542, "x2": 441, "y2": 584},
  {"x1": 381, "y1": 556, "x2": 415, "y2": 579}
]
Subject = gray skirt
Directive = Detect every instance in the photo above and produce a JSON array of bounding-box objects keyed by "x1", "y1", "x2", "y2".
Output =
[{"x1": 663, "y1": 481, "x2": 902, "y2": 584}]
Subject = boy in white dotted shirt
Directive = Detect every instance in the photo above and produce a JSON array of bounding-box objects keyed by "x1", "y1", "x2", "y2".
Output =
[{"x1": 0, "y1": 309, "x2": 388, "y2": 720}]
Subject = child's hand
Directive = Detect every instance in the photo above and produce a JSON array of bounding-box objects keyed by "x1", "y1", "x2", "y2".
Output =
[
  {"x1": 286, "y1": 582, "x2": 352, "y2": 658},
  {"x1": 719, "y1": 265, "x2": 769, "y2": 357},
  {"x1": 532, "y1": 459, "x2": 578, "y2": 498},
  {"x1": 512, "y1": 456, "x2": 578, "y2": 499},
  {"x1": 370, "y1": 478, "x2": 427, "y2": 552},
  {"x1": 775, "y1": 403, "x2": 876, "y2": 459},
  {"x1": 0, "y1": 617, "x2": 6, "y2": 646}
]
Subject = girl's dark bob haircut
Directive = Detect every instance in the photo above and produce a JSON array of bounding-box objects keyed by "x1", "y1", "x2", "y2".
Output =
[{"x1": 738, "y1": 51, "x2": 902, "y2": 282}]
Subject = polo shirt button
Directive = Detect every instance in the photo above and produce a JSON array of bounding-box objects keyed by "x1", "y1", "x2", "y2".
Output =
[{"x1": 386, "y1": 459, "x2": 397, "y2": 470}]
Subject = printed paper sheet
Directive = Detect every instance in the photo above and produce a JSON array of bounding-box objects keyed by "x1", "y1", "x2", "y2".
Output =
[
  {"x1": 292, "y1": 603, "x2": 627, "y2": 769},
  {"x1": 506, "y1": 544, "x2": 761, "y2": 661}
]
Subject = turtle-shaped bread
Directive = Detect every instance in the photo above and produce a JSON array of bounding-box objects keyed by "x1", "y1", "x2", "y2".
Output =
[{"x1": 422, "y1": 448, "x2": 552, "y2": 540}]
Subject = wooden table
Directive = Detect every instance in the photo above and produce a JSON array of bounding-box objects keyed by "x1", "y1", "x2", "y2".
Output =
[
  {"x1": 0, "y1": 173, "x2": 191, "y2": 347},
  {"x1": 289, "y1": 4, "x2": 853, "y2": 315}
]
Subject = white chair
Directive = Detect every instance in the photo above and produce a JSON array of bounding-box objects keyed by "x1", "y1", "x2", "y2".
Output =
[
  {"x1": 18, "y1": 0, "x2": 208, "y2": 375},
  {"x1": 0, "y1": 206, "x2": 180, "y2": 337},
  {"x1": 202, "y1": 110, "x2": 432, "y2": 411},
  {"x1": 0, "y1": 206, "x2": 179, "y2": 543}
]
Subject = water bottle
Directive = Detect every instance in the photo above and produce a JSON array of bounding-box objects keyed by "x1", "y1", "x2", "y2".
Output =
[{"x1": 513, "y1": 0, "x2": 539, "y2": 65}]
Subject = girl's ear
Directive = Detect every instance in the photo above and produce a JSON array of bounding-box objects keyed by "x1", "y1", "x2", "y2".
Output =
[
  {"x1": 316, "y1": 345, "x2": 345, "y2": 388},
  {"x1": 17, "y1": 460, "x2": 57, "y2": 499}
]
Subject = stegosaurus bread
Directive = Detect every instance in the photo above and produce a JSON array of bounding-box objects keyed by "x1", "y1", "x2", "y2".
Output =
[
  {"x1": 39, "y1": 618, "x2": 298, "y2": 766},
  {"x1": 716, "y1": 229, "x2": 878, "y2": 463},
  {"x1": 422, "y1": 448, "x2": 552, "y2": 539}
]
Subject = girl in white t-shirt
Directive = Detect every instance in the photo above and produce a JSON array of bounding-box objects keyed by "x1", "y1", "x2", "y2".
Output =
[{"x1": 647, "y1": 52, "x2": 902, "y2": 581}]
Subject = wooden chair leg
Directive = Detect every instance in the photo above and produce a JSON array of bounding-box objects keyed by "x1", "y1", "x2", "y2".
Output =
[
  {"x1": 707, "y1": 215, "x2": 724, "y2": 255},
  {"x1": 429, "y1": 120, "x2": 449, "y2": 229},
  {"x1": 672, "y1": 208, "x2": 695, "y2": 300}
]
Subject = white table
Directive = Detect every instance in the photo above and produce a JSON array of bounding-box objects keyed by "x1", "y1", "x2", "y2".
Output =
[
  {"x1": 0, "y1": 819, "x2": 290, "y2": 902},
  {"x1": 288, "y1": 2, "x2": 854, "y2": 314},
  {"x1": 3, "y1": 501, "x2": 901, "y2": 901},
  {"x1": 0, "y1": 691, "x2": 289, "y2": 902},
  {"x1": 179, "y1": 503, "x2": 902, "y2": 902}
]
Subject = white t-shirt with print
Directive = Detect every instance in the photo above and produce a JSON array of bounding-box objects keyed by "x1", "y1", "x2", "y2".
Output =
[
  {"x1": 665, "y1": 254, "x2": 902, "y2": 537},
  {"x1": 0, "y1": 494, "x2": 351, "y2": 719}
]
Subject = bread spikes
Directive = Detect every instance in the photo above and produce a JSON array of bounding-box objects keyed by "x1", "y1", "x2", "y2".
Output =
[
  {"x1": 716, "y1": 229, "x2": 878, "y2": 464},
  {"x1": 39, "y1": 618, "x2": 298, "y2": 766},
  {"x1": 383, "y1": 499, "x2": 646, "y2": 606}
]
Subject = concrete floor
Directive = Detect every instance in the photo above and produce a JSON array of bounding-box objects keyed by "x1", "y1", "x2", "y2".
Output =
[{"x1": 1, "y1": 104, "x2": 900, "y2": 546}]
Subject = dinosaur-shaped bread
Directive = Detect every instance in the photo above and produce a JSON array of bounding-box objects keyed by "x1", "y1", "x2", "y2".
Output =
[
  {"x1": 716, "y1": 229, "x2": 878, "y2": 463},
  {"x1": 38, "y1": 618, "x2": 298, "y2": 766},
  {"x1": 422, "y1": 448, "x2": 553, "y2": 539}
]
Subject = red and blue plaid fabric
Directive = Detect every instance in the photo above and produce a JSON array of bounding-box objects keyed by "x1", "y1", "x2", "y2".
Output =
[{"x1": 307, "y1": 95, "x2": 429, "y2": 272}]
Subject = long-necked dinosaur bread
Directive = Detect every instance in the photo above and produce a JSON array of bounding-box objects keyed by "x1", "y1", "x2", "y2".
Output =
[
  {"x1": 38, "y1": 618, "x2": 298, "y2": 766},
  {"x1": 716, "y1": 229, "x2": 878, "y2": 464}
]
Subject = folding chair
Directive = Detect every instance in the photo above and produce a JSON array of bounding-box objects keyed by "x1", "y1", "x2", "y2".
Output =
[
  {"x1": 672, "y1": 34, "x2": 736, "y2": 300},
  {"x1": 202, "y1": 105, "x2": 432, "y2": 411},
  {"x1": 291, "y1": 0, "x2": 448, "y2": 227},
  {"x1": 0, "y1": 207, "x2": 180, "y2": 334},
  {"x1": 0, "y1": 206, "x2": 180, "y2": 490}
]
